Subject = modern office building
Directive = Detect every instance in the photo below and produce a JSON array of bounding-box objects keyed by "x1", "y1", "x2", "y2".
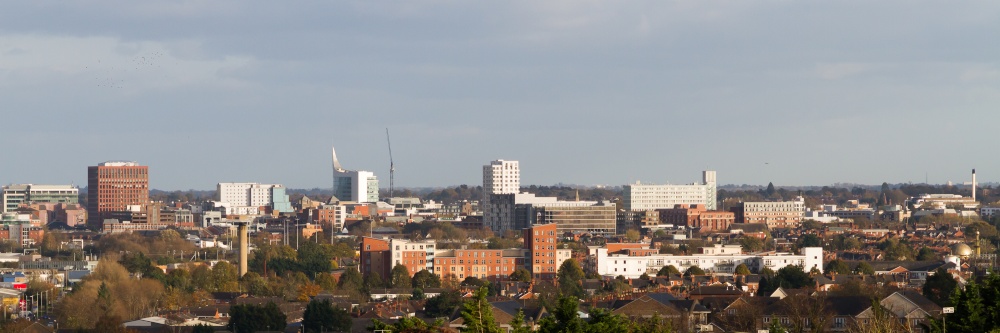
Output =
[
  {"x1": 215, "y1": 182, "x2": 292, "y2": 215},
  {"x1": 86, "y1": 161, "x2": 149, "y2": 229},
  {"x1": 731, "y1": 197, "x2": 806, "y2": 228},
  {"x1": 2, "y1": 184, "x2": 79, "y2": 213},
  {"x1": 332, "y1": 146, "x2": 379, "y2": 203},
  {"x1": 623, "y1": 171, "x2": 717, "y2": 211},
  {"x1": 483, "y1": 160, "x2": 520, "y2": 233},
  {"x1": 510, "y1": 193, "x2": 616, "y2": 236}
]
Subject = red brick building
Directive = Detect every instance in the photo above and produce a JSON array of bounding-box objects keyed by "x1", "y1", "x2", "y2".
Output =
[
  {"x1": 659, "y1": 204, "x2": 735, "y2": 232},
  {"x1": 87, "y1": 161, "x2": 149, "y2": 229},
  {"x1": 361, "y1": 237, "x2": 392, "y2": 279},
  {"x1": 360, "y1": 237, "x2": 435, "y2": 279},
  {"x1": 433, "y1": 249, "x2": 526, "y2": 280},
  {"x1": 525, "y1": 223, "x2": 568, "y2": 280}
]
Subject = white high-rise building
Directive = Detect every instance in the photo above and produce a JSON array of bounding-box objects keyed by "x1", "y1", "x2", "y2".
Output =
[
  {"x1": 332, "y1": 146, "x2": 379, "y2": 203},
  {"x1": 623, "y1": 170, "x2": 718, "y2": 211},
  {"x1": 483, "y1": 160, "x2": 520, "y2": 233},
  {"x1": 215, "y1": 183, "x2": 292, "y2": 215}
]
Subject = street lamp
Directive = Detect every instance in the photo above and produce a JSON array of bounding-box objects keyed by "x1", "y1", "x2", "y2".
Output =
[{"x1": 941, "y1": 306, "x2": 954, "y2": 333}]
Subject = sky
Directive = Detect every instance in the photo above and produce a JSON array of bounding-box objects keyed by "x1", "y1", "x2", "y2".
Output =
[{"x1": 1, "y1": 1, "x2": 999, "y2": 190}]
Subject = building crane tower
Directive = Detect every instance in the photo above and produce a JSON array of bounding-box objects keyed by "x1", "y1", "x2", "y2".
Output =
[{"x1": 386, "y1": 128, "x2": 395, "y2": 200}]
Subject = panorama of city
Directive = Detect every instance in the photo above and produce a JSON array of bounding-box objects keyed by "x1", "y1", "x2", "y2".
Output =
[
  {"x1": 4, "y1": 2, "x2": 1000, "y2": 333},
  {"x1": 2, "y1": 157, "x2": 996, "y2": 333}
]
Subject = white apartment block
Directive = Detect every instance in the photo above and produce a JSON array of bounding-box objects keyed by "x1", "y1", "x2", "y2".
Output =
[
  {"x1": 623, "y1": 170, "x2": 717, "y2": 211},
  {"x1": 215, "y1": 183, "x2": 291, "y2": 215},
  {"x1": 593, "y1": 244, "x2": 822, "y2": 279},
  {"x1": 483, "y1": 160, "x2": 520, "y2": 233},
  {"x1": 2, "y1": 184, "x2": 79, "y2": 213}
]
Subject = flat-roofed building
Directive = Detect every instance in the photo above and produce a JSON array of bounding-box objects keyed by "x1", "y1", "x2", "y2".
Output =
[
  {"x1": 731, "y1": 197, "x2": 805, "y2": 228},
  {"x1": 593, "y1": 244, "x2": 822, "y2": 279},
  {"x1": 623, "y1": 171, "x2": 717, "y2": 211},
  {"x1": 432, "y1": 249, "x2": 526, "y2": 280},
  {"x1": 659, "y1": 204, "x2": 735, "y2": 232},
  {"x1": 523, "y1": 223, "x2": 571, "y2": 280},
  {"x1": 2, "y1": 184, "x2": 79, "y2": 213},
  {"x1": 87, "y1": 161, "x2": 149, "y2": 229},
  {"x1": 514, "y1": 195, "x2": 616, "y2": 236}
]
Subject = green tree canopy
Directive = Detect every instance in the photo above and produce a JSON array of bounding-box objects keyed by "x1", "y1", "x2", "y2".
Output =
[
  {"x1": 824, "y1": 260, "x2": 851, "y2": 275},
  {"x1": 412, "y1": 269, "x2": 442, "y2": 289},
  {"x1": 228, "y1": 302, "x2": 287, "y2": 333},
  {"x1": 658, "y1": 265, "x2": 681, "y2": 276},
  {"x1": 510, "y1": 267, "x2": 532, "y2": 283},
  {"x1": 855, "y1": 262, "x2": 875, "y2": 275},
  {"x1": 684, "y1": 266, "x2": 706, "y2": 277},
  {"x1": 923, "y1": 268, "x2": 957, "y2": 307},
  {"x1": 460, "y1": 287, "x2": 502, "y2": 333},
  {"x1": 557, "y1": 259, "x2": 585, "y2": 297},
  {"x1": 302, "y1": 299, "x2": 351, "y2": 333},
  {"x1": 425, "y1": 289, "x2": 464, "y2": 318},
  {"x1": 338, "y1": 268, "x2": 363, "y2": 290},
  {"x1": 390, "y1": 264, "x2": 412, "y2": 289},
  {"x1": 734, "y1": 264, "x2": 751, "y2": 275}
]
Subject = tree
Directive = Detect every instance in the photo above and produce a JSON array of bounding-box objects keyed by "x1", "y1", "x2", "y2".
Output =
[
  {"x1": 768, "y1": 319, "x2": 787, "y2": 333},
  {"x1": 739, "y1": 236, "x2": 765, "y2": 252},
  {"x1": 412, "y1": 269, "x2": 441, "y2": 289},
  {"x1": 315, "y1": 272, "x2": 338, "y2": 291},
  {"x1": 949, "y1": 281, "x2": 987, "y2": 333},
  {"x1": 338, "y1": 268, "x2": 363, "y2": 290},
  {"x1": 684, "y1": 266, "x2": 706, "y2": 277},
  {"x1": 538, "y1": 296, "x2": 584, "y2": 333},
  {"x1": 625, "y1": 229, "x2": 641, "y2": 242},
  {"x1": 766, "y1": 182, "x2": 777, "y2": 197},
  {"x1": 509, "y1": 309, "x2": 532, "y2": 333},
  {"x1": 212, "y1": 261, "x2": 239, "y2": 292},
  {"x1": 461, "y1": 287, "x2": 502, "y2": 333},
  {"x1": 297, "y1": 282, "x2": 322, "y2": 302},
  {"x1": 390, "y1": 264, "x2": 412, "y2": 289},
  {"x1": 735, "y1": 264, "x2": 751, "y2": 275},
  {"x1": 798, "y1": 234, "x2": 822, "y2": 248},
  {"x1": 426, "y1": 289, "x2": 464, "y2": 318},
  {"x1": 658, "y1": 265, "x2": 681, "y2": 276},
  {"x1": 364, "y1": 271, "x2": 385, "y2": 291},
  {"x1": 824, "y1": 260, "x2": 851, "y2": 275},
  {"x1": 557, "y1": 259, "x2": 585, "y2": 297},
  {"x1": 510, "y1": 267, "x2": 532, "y2": 283},
  {"x1": 191, "y1": 324, "x2": 215, "y2": 333},
  {"x1": 773, "y1": 265, "x2": 813, "y2": 289},
  {"x1": 302, "y1": 299, "x2": 351, "y2": 333},
  {"x1": 916, "y1": 246, "x2": 937, "y2": 261},
  {"x1": 855, "y1": 262, "x2": 875, "y2": 275},
  {"x1": 923, "y1": 268, "x2": 957, "y2": 306},
  {"x1": 228, "y1": 302, "x2": 287, "y2": 333}
]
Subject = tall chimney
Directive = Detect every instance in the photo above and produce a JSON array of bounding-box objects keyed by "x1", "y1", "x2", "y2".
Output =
[
  {"x1": 237, "y1": 222, "x2": 249, "y2": 276},
  {"x1": 972, "y1": 169, "x2": 977, "y2": 202}
]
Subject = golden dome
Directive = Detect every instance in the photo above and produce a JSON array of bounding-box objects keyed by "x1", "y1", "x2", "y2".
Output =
[{"x1": 952, "y1": 243, "x2": 974, "y2": 256}]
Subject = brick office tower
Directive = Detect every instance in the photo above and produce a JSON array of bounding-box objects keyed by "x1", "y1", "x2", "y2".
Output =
[{"x1": 87, "y1": 161, "x2": 149, "y2": 230}]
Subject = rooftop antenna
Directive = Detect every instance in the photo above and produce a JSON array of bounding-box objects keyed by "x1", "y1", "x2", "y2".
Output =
[{"x1": 386, "y1": 128, "x2": 395, "y2": 200}]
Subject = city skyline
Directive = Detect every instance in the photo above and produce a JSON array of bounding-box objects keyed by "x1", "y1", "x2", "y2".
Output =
[{"x1": 1, "y1": 2, "x2": 999, "y2": 189}]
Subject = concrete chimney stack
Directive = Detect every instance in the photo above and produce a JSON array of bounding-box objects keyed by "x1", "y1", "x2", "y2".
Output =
[
  {"x1": 237, "y1": 222, "x2": 249, "y2": 276},
  {"x1": 973, "y1": 169, "x2": 977, "y2": 202}
]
